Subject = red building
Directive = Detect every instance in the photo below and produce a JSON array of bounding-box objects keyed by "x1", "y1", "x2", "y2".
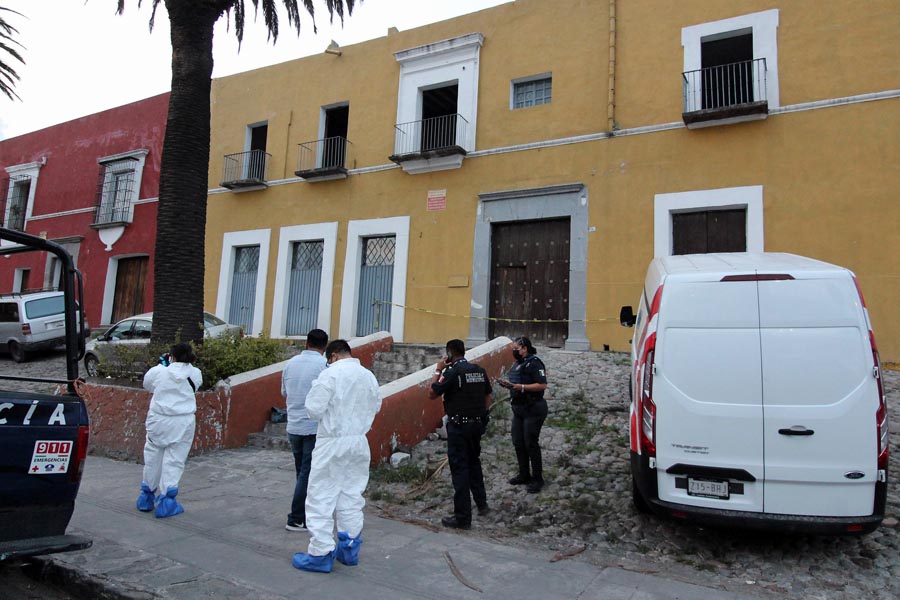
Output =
[{"x1": 0, "y1": 93, "x2": 169, "y2": 330}]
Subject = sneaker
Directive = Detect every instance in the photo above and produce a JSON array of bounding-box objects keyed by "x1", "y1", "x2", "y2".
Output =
[
  {"x1": 508, "y1": 474, "x2": 531, "y2": 485},
  {"x1": 441, "y1": 515, "x2": 472, "y2": 530},
  {"x1": 526, "y1": 479, "x2": 544, "y2": 494},
  {"x1": 476, "y1": 503, "x2": 491, "y2": 516},
  {"x1": 285, "y1": 521, "x2": 307, "y2": 532}
]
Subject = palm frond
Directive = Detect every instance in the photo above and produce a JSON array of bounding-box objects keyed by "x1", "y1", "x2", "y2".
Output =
[
  {"x1": 227, "y1": 1, "x2": 358, "y2": 46},
  {"x1": 0, "y1": 6, "x2": 24, "y2": 101}
]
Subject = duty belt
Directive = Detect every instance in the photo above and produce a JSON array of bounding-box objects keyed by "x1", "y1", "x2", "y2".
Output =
[{"x1": 447, "y1": 414, "x2": 488, "y2": 425}]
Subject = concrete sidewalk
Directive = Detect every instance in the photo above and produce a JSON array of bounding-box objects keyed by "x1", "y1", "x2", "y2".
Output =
[{"x1": 47, "y1": 448, "x2": 767, "y2": 599}]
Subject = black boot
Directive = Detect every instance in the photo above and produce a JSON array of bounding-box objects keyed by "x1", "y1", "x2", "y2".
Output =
[{"x1": 441, "y1": 515, "x2": 472, "y2": 530}]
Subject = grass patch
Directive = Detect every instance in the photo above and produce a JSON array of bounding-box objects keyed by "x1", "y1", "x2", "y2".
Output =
[{"x1": 369, "y1": 463, "x2": 427, "y2": 485}]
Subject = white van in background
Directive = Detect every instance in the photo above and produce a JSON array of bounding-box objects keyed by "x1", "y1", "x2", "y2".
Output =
[{"x1": 620, "y1": 253, "x2": 888, "y2": 535}]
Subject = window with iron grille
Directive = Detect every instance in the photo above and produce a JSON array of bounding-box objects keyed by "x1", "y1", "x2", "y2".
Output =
[
  {"x1": 4, "y1": 175, "x2": 31, "y2": 231},
  {"x1": 512, "y1": 76, "x2": 552, "y2": 109},
  {"x1": 96, "y1": 157, "x2": 138, "y2": 225},
  {"x1": 363, "y1": 236, "x2": 395, "y2": 266}
]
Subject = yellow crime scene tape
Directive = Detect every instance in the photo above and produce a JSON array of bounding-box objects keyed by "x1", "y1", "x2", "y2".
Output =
[{"x1": 374, "y1": 300, "x2": 619, "y2": 324}]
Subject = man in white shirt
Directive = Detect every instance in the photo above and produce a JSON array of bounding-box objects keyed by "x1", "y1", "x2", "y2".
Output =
[
  {"x1": 291, "y1": 339, "x2": 381, "y2": 573},
  {"x1": 281, "y1": 328, "x2": 328, "y2": 531}
]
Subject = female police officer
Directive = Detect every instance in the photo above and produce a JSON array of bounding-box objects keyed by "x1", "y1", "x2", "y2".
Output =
[{"x1": 498, "y1": 337, "x2": 548, "y2": 494}]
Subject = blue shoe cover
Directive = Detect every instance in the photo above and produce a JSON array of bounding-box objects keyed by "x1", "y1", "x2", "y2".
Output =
[
  {"x1": 155, "y1": 487, "x2": 184, "y2": 519},
  {"x1": 333, "y1": 531, "x2": 362, "y2": 566},
  {"x1": 136, "y1": 483, "x2": 157, "y2": 512},
  {"x1": 292, "y1": 552, "x2": 333, "y2": 573}
]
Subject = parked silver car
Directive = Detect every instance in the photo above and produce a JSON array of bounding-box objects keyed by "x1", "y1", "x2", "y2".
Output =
[{"x1": 84, "y1": 312, "x2": 241, "y2": 376}]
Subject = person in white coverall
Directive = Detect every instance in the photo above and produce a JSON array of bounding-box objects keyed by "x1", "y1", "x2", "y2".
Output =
[
  {"x1": 292, "y1": 339, "x2": 381, "y2": 573},
  {"x1": 136, "y1": 342, "x2": 202, "y2": 519}
]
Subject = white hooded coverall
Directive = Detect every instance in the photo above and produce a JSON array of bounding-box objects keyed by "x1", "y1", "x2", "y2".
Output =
[
  {"x1": 142, "y1": 362, "x2": 203, "y2": 493},
  {"x1": 304, "y1": 357, "x2": 381, "y2": 556}
]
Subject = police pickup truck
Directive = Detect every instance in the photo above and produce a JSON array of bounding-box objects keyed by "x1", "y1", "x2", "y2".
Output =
[{"x1": 0, "y1": 227, "x2": 91, "y2": 560}]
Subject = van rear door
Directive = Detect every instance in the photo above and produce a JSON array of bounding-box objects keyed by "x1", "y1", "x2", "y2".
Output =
[
  {"x1": 654, "y1": 277, "x2": 764, "y2": 512},
  {"x1": 759, "y1": 273, "x2": 877, "y2": 516}
]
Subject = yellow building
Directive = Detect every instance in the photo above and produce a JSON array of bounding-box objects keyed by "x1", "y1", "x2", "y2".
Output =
[{"x1": 204, "y1": 0, "x2": 900, "y2": 360}]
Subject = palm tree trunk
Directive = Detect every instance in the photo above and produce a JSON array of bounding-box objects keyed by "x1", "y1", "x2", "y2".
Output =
[{"x1": 152, "y1": 1, "x2": 222, "y2": 344}]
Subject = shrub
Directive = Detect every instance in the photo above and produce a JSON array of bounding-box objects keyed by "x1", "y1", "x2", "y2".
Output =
[
  {"x1": 194, "y1": 333, "x2": 285, "y2": 388},
  {"x1": 96, "y1": 333, "x2": 286, "y2": 390}
]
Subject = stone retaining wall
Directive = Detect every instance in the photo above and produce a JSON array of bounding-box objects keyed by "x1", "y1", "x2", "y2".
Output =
[
  {"x1": 81, "y1": 332, "x2": 514, "y2": 465},
  {"x1": 82, "y1": 332, "x2": 393, "y2": 461}
]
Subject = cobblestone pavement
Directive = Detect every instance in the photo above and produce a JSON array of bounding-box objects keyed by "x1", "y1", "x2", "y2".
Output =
[
  {"x1": 366, "y1": 348, "x2": 900, "y2": 600},
  {"x1": 5, "y1": 348, "x2": 899, "y2": 599},
  {"x1": 0, "y1": 347, "x2": 70, "y2": 393}
]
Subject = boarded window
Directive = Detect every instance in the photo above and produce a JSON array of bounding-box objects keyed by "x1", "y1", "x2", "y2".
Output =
[{"x1": 672, "y1": 209, "x2": 747, "y2": 254}]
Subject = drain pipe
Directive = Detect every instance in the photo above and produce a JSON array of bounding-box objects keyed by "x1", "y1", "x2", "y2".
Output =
[{"x1": 607, "y1": 0, "x2": 617, "y2": 132}]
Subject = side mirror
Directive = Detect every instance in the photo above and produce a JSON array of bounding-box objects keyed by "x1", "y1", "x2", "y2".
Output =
[{"x1": 619, "y1": 306, "x2": 636, "y2": 328}]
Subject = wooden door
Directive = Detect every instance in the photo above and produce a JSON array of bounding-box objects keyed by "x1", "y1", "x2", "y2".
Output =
[
  {"x1": 489, "y1": 219, "x2": 569, "y2": 347},
  {"x1": 111, "y1": 256, "x2": 148, "y2": 323},
  {"x1": 672, "y1": 209, "x2": 746, "y2": 255}
]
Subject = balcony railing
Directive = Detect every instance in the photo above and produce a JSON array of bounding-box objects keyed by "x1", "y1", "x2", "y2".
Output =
[
  {"x1": 221, "y1": 149, "x2": 271, "y2": 189},
  {"x1": 93, "y1": 200, "x2": 132, "y2": 226},
  {"x1": 295, "y1": 137, "x2": 352, "y2": 180},
  {"x1": 389, "y1": 113, "x2": 469, "y2": 163},
  {"x1": 682, "y1": 58, "x2": 768, "y2": 127}
]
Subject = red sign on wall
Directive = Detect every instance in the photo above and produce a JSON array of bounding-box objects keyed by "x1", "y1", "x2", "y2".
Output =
[{"x1": 427, "y1": 189, "x2": 447, "y2": 211}]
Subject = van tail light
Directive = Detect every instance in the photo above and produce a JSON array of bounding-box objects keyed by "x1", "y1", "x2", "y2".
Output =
[
  {"x1": 22, "y1": 323, "x2": 31, "y2": 335},
  {"x1": 873, "y1": 336, "x2": 889, "y2": 471},
  {"x1": 855, "y1": 276, "x2": 889, "y2": 471},
  {"x1": 68, "y1": 425, "x2": 90, "y2": 483},
  {"x1": 639, "y1": 336, "x2": 657, "y2": 457}
]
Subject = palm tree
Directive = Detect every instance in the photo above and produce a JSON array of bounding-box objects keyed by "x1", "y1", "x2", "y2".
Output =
[
  {"x1": 119, "y1": 0, "x2": 356, "y2": 344},
  {"x1": 0, "y1": 6, "x2": 24, "y2": 101}
]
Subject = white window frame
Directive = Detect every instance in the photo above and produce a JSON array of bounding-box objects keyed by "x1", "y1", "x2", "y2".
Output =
[
  {"x1": 654, "y1": 185, "x2": 763, "y2": 257},
  {"x1": 271, "y1": 222, "x2": 338, "y2": 339},
  {"x1": 2, "y1": 161, "x2": 42, "y2": 244},
  {"x1": 96, "y1": 149, "x2": 149, "y2": 225},
  {"x1": 393, "y1": 33, "x2": 483, "y2": 173},
  {"x1": 339, "y1": 216, "x2": 409, "y2": 342},
  {"x1": 45, "y1": 255, "x2": 62, "y2": 290},
  {"x1": 510, "y1": 73, "x2": 552, "y2": 109},
  {"x1": 216, "y1": 229, "x2": 271, "y2": 336},
  {"x1": 682, "y1": 9, "x2": 780, "y2": 109},
  {"x1": 244, "y1": 121, "x2": 268, "y2": 153},
  {"x1": 12, "y1": 268, "x2": 29, "y2": 293}
]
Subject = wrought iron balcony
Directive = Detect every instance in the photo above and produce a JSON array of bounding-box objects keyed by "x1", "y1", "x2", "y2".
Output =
[
  {"x1": 295, "y1": 137, "x2": 352, "y2": 181},
  {"x1": 221, "y1": 150, "x2": 271, "y2": 190},
  {"x1": 389, "y1": 113, "x2": 469, "y2": 163},
  {"x1": 682, "y1": 58, "x2": 768, "y2": 128},
  {"x1": 91, "y1": 158, "x2": 137, "y2": 228},
  {"x1": 93, "y1": 201, "x2": 132, "y2": 227}
]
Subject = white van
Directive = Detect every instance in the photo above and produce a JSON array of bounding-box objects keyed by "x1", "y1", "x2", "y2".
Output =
[
  {"x1": 620, "y1": 253, "x2": 888, "y2": 534},
  {"x1": 0, "y1": 291, "x2": 88, "y2": 363}
]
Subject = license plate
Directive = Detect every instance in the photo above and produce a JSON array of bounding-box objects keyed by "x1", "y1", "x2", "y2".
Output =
[
  {"x1": 687, "y1": 477, "x2": 729, "y2": 499},
  {"x1": 47, "y1": 320, "x2": 64, "y2": 330}
]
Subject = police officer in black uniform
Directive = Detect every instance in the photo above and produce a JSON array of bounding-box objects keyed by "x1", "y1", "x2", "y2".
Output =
[
  {"x1": 498, "y1": 336, "x2": 548, "y2": 494},
  {"x1": 429, "y1": 339, "x2": 493, "y2": 529}
]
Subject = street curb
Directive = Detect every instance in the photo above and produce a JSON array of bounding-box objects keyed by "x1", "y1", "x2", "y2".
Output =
[{"x1": 26, "y1": 556, "x2": 156, "y2": 600}]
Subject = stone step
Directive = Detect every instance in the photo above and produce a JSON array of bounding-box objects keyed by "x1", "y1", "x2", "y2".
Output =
[{"x1": 246, "y1": 431, "x2": 291, "y2": 451}]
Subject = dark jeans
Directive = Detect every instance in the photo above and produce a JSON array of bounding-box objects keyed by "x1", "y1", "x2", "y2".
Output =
[
  {"x1": 511, "y1": 399, "x2": 548, "y2": 482},
  {"x1": 288, "y1": 433, "x2": 316, "y2": 524},
  {"x1": 446, "y1": 420, "x2": 487, "y2": 524}
]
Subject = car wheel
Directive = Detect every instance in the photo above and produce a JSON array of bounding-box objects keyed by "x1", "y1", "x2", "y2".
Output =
[
  {"x1": 85, "y1": 354, "x2": 100, "y2": 377},
  {"x1": 9, "y1": 341, "x2": 26, "y2": 363},
  {"x1": 632, "y1": 476, "x2": 652, "y2": 515}
]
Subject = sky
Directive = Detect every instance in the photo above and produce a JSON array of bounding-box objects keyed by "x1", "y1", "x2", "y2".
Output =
[{"x1": 0, "y1": 0, "x2": 512, "y2": 140}]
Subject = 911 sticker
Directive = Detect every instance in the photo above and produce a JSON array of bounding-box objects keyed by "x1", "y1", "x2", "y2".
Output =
[{"x1": 29, "y1": 440, "x2": 72, "y2": 475}]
